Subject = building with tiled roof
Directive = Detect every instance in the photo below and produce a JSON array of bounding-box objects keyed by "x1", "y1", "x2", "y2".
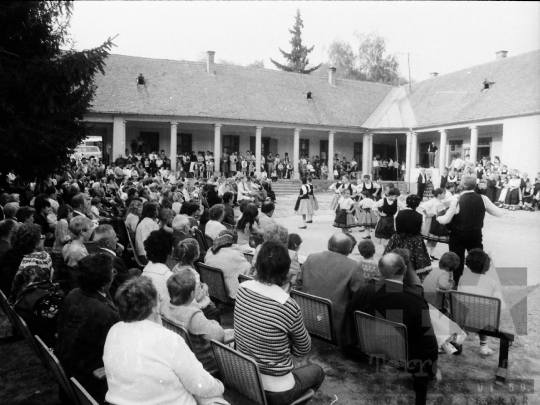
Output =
[{"x1": 84, "y1": 49, "x2": 540, "y2": 181}]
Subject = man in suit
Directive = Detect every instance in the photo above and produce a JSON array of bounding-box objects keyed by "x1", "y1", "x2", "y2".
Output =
[
  {"x1": 440, "y1": 168, "x2": 448, "y2": 189},
  {"x1": 344, "y1": 253, "x2": 439, "y2": 405},
  {"x1": 93, "y1": 224, "x2": 140, "y2": 301},
  {"x1": 417, "y1": 168, "x2": 428, "y2": 200},
  {"x1": 295, "y1": 233, "x2": 365, "y2": 348},
  {"x1": 427, "y1": 142, "x2": 438, "y2": 168}
]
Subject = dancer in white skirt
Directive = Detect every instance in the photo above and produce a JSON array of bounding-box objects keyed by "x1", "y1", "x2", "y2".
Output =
[
  {"x1": 356, "y1": 190, "x2": 378, "y2": 239},
  {"x1": 294, "y1": 177, "x2": 313, "y2": 229},
  {"x1": 333, "y1": 187, "x2": 357, "y2": 233},
  {"x1": 329, "y1": 180, "x2": 343, "y2": 210},
  {"x1": 419, "y1": 188, "x2": 450, "y2": 261},
  {"x1": 306, "y1": 177, "x2": 319, "y2": 222}
]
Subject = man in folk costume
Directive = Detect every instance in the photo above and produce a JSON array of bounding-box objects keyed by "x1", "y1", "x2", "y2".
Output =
[{"x1": 417, "y1": 168, "x2": 429, "y2": 200}]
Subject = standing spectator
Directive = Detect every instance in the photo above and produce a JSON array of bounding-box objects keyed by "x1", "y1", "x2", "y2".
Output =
[
  {"x1": 428, "y1": 142, "x2": 438, "y2": 168},
  {"x1": 417, "y1": 167, "x2": 428, "y2": 200}
]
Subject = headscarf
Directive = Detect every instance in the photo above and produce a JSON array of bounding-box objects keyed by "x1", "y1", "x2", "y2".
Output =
[{"x1": 211, "y1": 231, "x2": 235, "y2": 254}]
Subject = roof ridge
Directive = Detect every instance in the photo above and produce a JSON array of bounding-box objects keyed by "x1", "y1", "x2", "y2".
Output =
[{"x1": 413, "y1": 48, "x2": 540, "y2": 85}]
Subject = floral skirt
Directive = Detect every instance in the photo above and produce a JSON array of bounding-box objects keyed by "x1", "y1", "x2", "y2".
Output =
[
  {"x1": 374, "y1": 216, "x2": 395, "y2": 239},
  {"x1": 384, "y1": 233, "x2": 432, "y2": 278},
  {"x1": 357, "y1": 208, "x2": 378, "y2": 227},
  {"x1": 295, "y1": 199, "x2": 313, "y2": 216},
  {"x1": 421, "y1": 217, "x2": 450, "y2": 244},
  {"x1": 330, "y1": 194, "x2": 340, "y2": 210},
  {"x1": 333, "y1": 209, "x2": 357, "y2": 228}
]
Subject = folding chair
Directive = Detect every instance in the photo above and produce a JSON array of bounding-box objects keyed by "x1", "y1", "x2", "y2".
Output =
[
  {"x1": 353, "y1": 310, "x2": 408, "y2": 370},
  {"x1": 243, "y1": 253, "x2": 254, "y2": 265},
  {"x1": 71, "y1": 377, "x2": 99, "y2": 405},
  {"x1": 35, "y1": 335, "x2": 80, "y2": 404},
  {"x1": 197, "y1": 263, "x2": 231, "y2": 304},
  {"x1": 10, "y1": 310, "x2": 47, "y2": 366},
  {"x1": 161, "y1": 317, "x2": 194, "y2": 352},
  {"x1": 211, "y1": 340, "x2": 314, "y2": 405},
  {"x1": 0, "y1": 290, "x2": 19, "y2": 338},
  {"x1": 238, "y1": 274, "x2": 253, "y2": 284},
  {"x1": 193, "y1": 228, "x2": 210, "y2": 251},
  {"x1": 449, "y1": 291, "x2": 515, "y2": 384},
  {"x1": 124, "y1": 222, "x2": 146, "y2": 269},
  {"x1": 290, "y1": 290, "x2": 336, "y2": 345}
]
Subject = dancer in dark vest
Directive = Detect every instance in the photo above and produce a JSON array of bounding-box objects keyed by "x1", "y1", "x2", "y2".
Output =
[{"x1": 436, "y1": 175, "x2": 502, "y2": 284}]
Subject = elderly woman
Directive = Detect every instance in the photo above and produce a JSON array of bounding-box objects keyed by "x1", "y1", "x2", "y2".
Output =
[
  {"x1": 141, "y1": 229, "x2": 174, "y2": 303},
  {"x1": 125, "y1": 200, "x2": 143, "y2": 238},
  {"x1": 235, "y1": 241, "x2": 325, "y2": 404},
  {"x1": 204, "y1": 230, "x2": 251, "y2": 300},
  {"x1": 103, "y1": 277, "x2": 224, "y2": 405},
  {"x1": 251, "y1": 223, "x2": 301, "y2": 292},
  {"x1": 383, "y1": 194, "x2": 432, "y2": 281},
  {"x1": 62, "y1": 216, "x2": 93, "y2": 268},
  {"x1": 135, "y1": 201, "x2": 160, "y2": 264},
  {"x1": 55, "y1": 253, "x2": 120, "y2": 404},
  {"x1": 204, "y1": 204, "x2": 227, "y2": 240}
]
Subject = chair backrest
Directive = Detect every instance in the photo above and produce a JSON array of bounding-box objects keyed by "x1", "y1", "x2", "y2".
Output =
[
  {"x1": 290, "y1": 290, "x2": 335, "y2": 344},
  {"x1": 449, "y1": 291, "x2": 501, "y2": 333},
  {"x1": 354, "y1": 310, "x2": 408, "y2": 368},
  {"x1": 70, "y1": 377, "x2": 99, "y2": 405},
  {"x1": 11, "y1": 310, "x2": 45, "y2": 364},
  {"x1": 197, "y1": 263, "x2": 230, "y2": 303},
  {"x1": 35, "y1": 335, "x2": 79, "y2": 403},
  {"x1": 0, "y1": 290, "x2": 16, "y2": 330},
  {"x1": 211, "y1": 340, "x2": 267, "y2": 405},
  {"x1": 161, "y1": 317, "x2": 194, "y2": 352},
  {"x1": 193, "y1": 228, "x2": 210, "y2": 251},
  {"x1": 238, "y1": 274, "x2": 253, "y2": 284},
  {"x1": 243, "y1": 253, "x2": 254, "y2": 264},
  {"x1": 124, "y1": 222, "x2": 145, "y2": 268}
]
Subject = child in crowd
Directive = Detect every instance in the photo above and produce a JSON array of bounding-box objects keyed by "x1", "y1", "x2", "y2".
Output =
[
  {"x1": 206, "y1": 158, "x2": 214, "y2": 178},
  {"x1": 422, "y1": 251, "x2": 459, "y2": 310},
  {"x1": 458, "y1": 249, "x2": 505, "y2": 356},
  {"x1": 356, "y1": 190, "x2": 377, "y2": 239},
  {"x1": 333, "y1": 187, "x2": 356, "y2": 233},
  {"x1": 356, "y1": 239, "x2": 380, "y2": 282},
  {"x1": 161, "y1": 270, "x2": 234, "y2": 376}
]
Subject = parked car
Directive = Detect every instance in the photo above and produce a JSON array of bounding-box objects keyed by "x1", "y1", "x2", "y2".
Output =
[{"x1": 72, "y1": 145, "x2": 102, "y2": 160}]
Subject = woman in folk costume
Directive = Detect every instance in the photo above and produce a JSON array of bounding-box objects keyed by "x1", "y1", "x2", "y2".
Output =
[
  {"x1": 294, "y1": 177, "x2": 313, "y2": 229},
  {"x1": 328, "y1": 179, "x2": 343, "y2": 210},
  {"x1": 504, "y1": 172, "x2": 522, "y2": 210},
  {"x1": 372, "y1": 187, "x2": 404, "y2": 244},
  {"x1": 356, "y1": 190, "x2": 378, "y2": 239},
  {"x1": 333, "y1": 187, "x2": 357, "y2": 233},
  {"x1": 306, "y1": 177, "x2": 319, "y2": 221},
  {"x1": 418, "y1": 188, "x2": 451, "y2": 261}
]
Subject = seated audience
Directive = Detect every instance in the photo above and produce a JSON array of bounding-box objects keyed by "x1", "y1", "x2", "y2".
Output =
[
  {"x1": 103, "y1": 277, "x2": 224, "y2": 405},
  {"x1": 141, "y1": 229, "x2": 174, "y2": 303},
  {"x1": 204, "y1": 204, "x2": 227, "y2": 240},
  {"x1": 287, "y1": 233, "x2": 305, "y2": 264},
  {"x1": 125, "y1": 200, "x2": 142, "y2": 238},
  {"x1": 135, "y1": 201, "x2": 160, "y2": 264},
  {"x1": 0, "y1": 219, "x2": 16, "y2": 262},
  {"x1": 344, "y1": 253, "x2": 439, "y2": 404},
  {"x1": 458, "y1": 249, "x2": 505, "y2": 356},
  {"x1": 16, "y1": 206, "x2": 36, "y2": 224},
  {"x1": 234, "y1": 241, "x2": 325, "y2": 405},
  {"x1": 158, "y1": 207, "x2": 175, "y2": 234},
  {"x1": 221, "y1": 192, "x2": 236, "y2": 226},
  {"x1": 235, "y1": 203, "x2": 264, "y2": 247},
  {"x1": 258, "y1": 201, "x2": 277, "y2": 230},
  {"x1": 62, "y1": 216, "x2": 93, "y2": 268},
  {"x1": 422, "y1": 251, "x2": 460, "y2": 309},
  {"x1": 204, "y1": 230, "x2": 251, "y2": 300},
  {"x1": 55, "y1": 253, "x2": 120, "y2": 404},
  {"x1": 3, "y1": 203, "x2": 19, "y2": 222},
  {"x1": 295, "y1": 233, "x2": 365, "y2": 348},
  {"x1": 356, "y1": 239, "x2": 381, "y2": 282},
  {"x1": 161, "y1": 270, "x2": 233, "y2": 376},
  {"x1": 51, "y1": 204, "x2": 73, "y2": 273}
]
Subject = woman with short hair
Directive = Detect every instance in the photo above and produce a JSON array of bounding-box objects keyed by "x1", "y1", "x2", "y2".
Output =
[
  {"x1": 62, "y1": 216, "x2": 93, "y2": 268},
  {"x1": 204, "y1": 204, "x2": 227, "y2": 240},
  {"x1": 141, "y1": 229, "x2": 174, "y2": 303},
  {"x1": 234, "y1": 241, "x2": 325, "y2": 404},
  {"x1": 103, "y1": 277, "x2": 224, "y2": 405},
  {"x1": 125, "y1": 200, "x2": 143, "y2": 237},
  {"x1": 16, "y1": 206, "x2": 36, "y2": 224}
]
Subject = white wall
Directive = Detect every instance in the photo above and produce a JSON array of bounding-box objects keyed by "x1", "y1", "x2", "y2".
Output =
[{"x1": 501, "y1": 115, "x2": 540, "y2": 176}]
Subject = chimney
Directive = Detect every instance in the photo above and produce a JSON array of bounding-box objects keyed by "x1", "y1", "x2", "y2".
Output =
[
  {"x1": 429, "y1": 72, "x2": 438, "y2": 78},
  {"x1": 328, "y1": 66, "x2": 336, "y2": 86},
  {"x1": 496, "y1": 50, "x2": 508, "y2": 60},
  {"x1": 207, "y1": 51, "x2": 215, "y2": 75}
]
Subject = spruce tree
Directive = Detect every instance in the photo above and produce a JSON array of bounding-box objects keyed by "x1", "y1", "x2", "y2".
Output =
[{"x1": 270, "y1": 9, "x2": 321, "y2": 74}]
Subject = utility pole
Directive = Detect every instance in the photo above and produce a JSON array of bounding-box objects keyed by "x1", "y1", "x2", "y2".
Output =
[{"x1": 397, "y1": 52, "x2": 418, "y2": 93}]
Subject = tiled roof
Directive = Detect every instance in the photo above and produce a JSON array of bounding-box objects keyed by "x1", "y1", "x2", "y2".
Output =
[
  {"x1": 90, "y1": 54, "x2": 393, "y2": 129},
  {"x1": 406, "y1": 50, "x2": 540, "y2": 127}
]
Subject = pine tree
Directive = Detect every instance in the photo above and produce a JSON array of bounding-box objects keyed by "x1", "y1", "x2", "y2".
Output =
[{"x1": 270, "y1": 9, "x2": 321, "y2": 74}]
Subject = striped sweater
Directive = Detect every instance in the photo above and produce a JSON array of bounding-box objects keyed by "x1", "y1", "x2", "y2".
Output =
[{"x1": 234, "y1": 281, "x2": 310, "y2": 382}]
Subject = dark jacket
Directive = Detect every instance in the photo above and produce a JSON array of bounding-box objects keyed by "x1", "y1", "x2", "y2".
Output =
[
  {"x1": 97, "y1": 248, "x2": 136, "y2": 301},
  {"x1": 222, "y1": 204, "x2": 236, "y2": 226},
  {"x1": 344, "y1": 280, "x2": 438, "y2": 374},
  {"x1": 55, "y1": 288, "x2": 120, "y2": 404}
]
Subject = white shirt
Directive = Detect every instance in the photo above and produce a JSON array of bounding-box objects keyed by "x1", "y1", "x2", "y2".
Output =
[
  {"x1": 205, "y1": 220, "x2": 227, "y2": 241},
  {"x1": 104, "y1": 319, "x2": 224, "y2": 405},
  {"x1": 142, "y1": 262, "x2": 174, "y2": 303},
  {"x1": 135, "y1": 217, "x2": 160, "y2": 256}
]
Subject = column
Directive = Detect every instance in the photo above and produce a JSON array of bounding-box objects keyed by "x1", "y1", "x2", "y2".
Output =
[
  {"x1": 214, "y1": 124, "x2": 222, "y2": 175},
  {"x1": 469, "y1": 125, "x2": 478, "y2": 163},
  {"x1": 411, "y1": 132, "x2": 418, "y2": 169},
  {"x1": 328, "y1": 131, "x2": 335, "y2": 180},
  {"x1": 362, "y1": 132, "x2": 370, "y2": 176},
  {"x1": 112, "y1": 116, "x2": 126, "y2": 162},
  {"x1": 367, "y1": 133, "x2": 374, "y2": 178},
  {"x1": 170, "y1": 122, "x2": 177, "y2": 173},
  {"x1": 255, "y1": 126, "x2": 263, "y2": 178},
  {"x1": 405, "y1": 131, "x2": 412, "y2": 182},
  {"x1": 439, "y1": 129, "x2": 447, "y2": 169},
  {"x1": 293, "y1": 128, "x2": 300, "y2": 180}
]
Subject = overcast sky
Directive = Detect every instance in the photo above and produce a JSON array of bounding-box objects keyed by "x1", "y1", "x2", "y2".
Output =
[{"x1": 69, "y1": 1, "x2": 540, "y2": 82}]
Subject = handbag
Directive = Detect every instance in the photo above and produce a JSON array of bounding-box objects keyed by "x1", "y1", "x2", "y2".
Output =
[{"x1": 429, "y1": 211, "x2": 450, "y2": 236}]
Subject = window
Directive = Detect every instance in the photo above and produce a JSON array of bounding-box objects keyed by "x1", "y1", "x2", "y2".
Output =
[
  {"x1": 449, "y1": 140, "x2": 463, "y2": 159},
  {"x1": 300, "y1": 138, "x2": 309, "y2": 159},
  {"x1": 250, "y1": 137, "x2": 271, "y2": 156},
  {"x1": 320, "y1": 140, "x2": 328, "y2": 163},
  {"x1": 177, "y1": 134, "x2": 192, "y2": 155},
  {"x1": 223, "y1": 135, "x2": 239, "y2": 155}
]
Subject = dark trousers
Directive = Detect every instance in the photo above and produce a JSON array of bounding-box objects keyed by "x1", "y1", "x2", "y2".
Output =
[
  {"x1": 448, "y1": 229, "x2": 483, "y2": 285},
  {"x1": 417, "y1": 183, "x2": 426, "y2": 199},
  {"x1": 265, "y1": 364, "x2": 325, "y2": 405}
]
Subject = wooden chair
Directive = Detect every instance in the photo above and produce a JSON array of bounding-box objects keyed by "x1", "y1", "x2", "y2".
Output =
[
  {"x1": 238, "y1": 274, "x2": 253, "y2": 284},
  {"x1": 211, "y1": 340, "x2": 314, "y2": 405},
  {"x1": 124, "y1": 222, "x2": 146, "y2": 269},
  {"x1": 71, "y1": 377, "x2": 99, "y2": 405},
  {"x1": 290, "y1": 290, "x2": 336, "y2": 345},
  {"x1": 35, "y1": 335, "x2": 80, "y2": 404},
  {"x1": 353, "y1": 310, "x2": 408, "y2": 370},
  {"x1": 449, "y1": 291, "x2": 514, "y2": 384},
  {"x1": 197, "y1": 263, "x2": 232, "y2": 304},
  {"x1": 161, "y1": 317, "x2": 194, "y2": 352}
]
